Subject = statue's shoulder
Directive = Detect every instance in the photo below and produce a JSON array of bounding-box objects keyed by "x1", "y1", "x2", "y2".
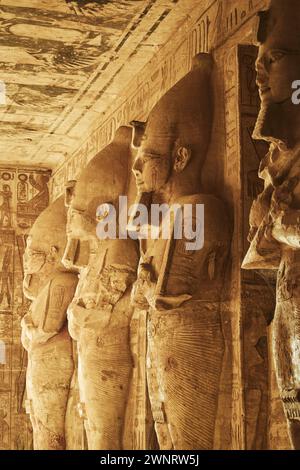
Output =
[
  {"x1": 177, "y1": 193, "x2": 227, "y2": 211},
  {"x1": 177, "y1": 193, "x2": 230, "y2": 242}
]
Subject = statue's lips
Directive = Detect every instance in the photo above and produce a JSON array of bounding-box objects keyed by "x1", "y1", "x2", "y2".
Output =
[
  {"x1": 259, "y1": 85, "x2": 270, "y2": 94},
  {"x1": 136, "y1": 180, "x2": 145, "y2": 188}
]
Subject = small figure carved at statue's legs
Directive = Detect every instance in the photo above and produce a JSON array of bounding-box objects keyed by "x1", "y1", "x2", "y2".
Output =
[{"x1": 0, "y1": 409, "x2": 9, "y2": 450}]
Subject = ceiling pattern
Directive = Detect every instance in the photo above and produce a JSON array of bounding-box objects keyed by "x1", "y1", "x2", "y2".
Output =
[{"x1": 0, "y1": 0, "x2": 180, "y2": 168}]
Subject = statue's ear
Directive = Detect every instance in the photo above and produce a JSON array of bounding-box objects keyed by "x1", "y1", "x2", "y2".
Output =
[
  {"x1": 26, "y1": 235, "x2": 32, "y2": 248},
  {"x1": 130, "y1": 121, "x2": 146, "y2": 149},
  {"x1": 174, "y1": 146, "x2": 192, "y2": 173},
  {"x1": 65, "y1": 180, "x2": 77, "y2": 208},
  {"x1": 47, "y1": 245, "x2": 59, "y2": 263}
]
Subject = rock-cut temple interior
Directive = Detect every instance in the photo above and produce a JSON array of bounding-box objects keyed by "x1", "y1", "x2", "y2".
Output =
[{"x1": 1, "y1": 0, "x2": 300, "y2": 451}]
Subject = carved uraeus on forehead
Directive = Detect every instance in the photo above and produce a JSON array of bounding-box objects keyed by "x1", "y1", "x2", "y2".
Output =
[{"x1": 130, "y1": 121, "x2": 146, "y2": 149}]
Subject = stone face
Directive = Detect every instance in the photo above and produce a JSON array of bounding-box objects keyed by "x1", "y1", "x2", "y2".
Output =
[{"x1": 243, "y1": 0, "x2": 300, "y2": 450}]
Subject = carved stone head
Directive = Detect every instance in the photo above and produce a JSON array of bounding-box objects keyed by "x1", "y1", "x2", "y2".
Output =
[
  {"x1": 62, "y1": 126, "x2": 136, "y2": 270},
  {"x1": 23, "y1": 196, "x2": 67, "y2": 300},
  {"x1": 254, "y1": 0, "x2": 300, "y2": 148},
  {"x1": 132, "y1": 53, "x2": 213, "y2": 197}
]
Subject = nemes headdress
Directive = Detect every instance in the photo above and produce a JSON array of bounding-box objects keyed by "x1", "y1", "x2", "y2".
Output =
[
  {"x1": 133, "y1": 53, "x2": 214, "y2": 169},
  {"x1": 29, "y1": 196, "x2": 67, "y2": 255},
  {"x1": 71, "y1": 126, "x2": 135, "y2": 219},
  {"x1": 257, "y1": 0, "x2": 300, "y2": 49}
]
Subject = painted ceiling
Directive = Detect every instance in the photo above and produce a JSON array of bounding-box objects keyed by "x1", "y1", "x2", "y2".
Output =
[{"x1": 0, "y1": 0, "x2": 180, "y2": 168}]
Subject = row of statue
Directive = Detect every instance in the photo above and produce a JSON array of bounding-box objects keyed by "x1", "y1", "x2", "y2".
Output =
[
  {"x1": 21, "y1": 52, "x2": 230, "y2": 451},
  {"x1": 20, "y1": 0, "x2": 300, "y2": 450}
]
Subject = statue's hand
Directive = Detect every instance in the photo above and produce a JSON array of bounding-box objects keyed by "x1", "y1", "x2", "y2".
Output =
[
  {"x1": 131, "y1": 263, "x2": 155, "y2": 309},
  {"x1": 270, "y1": 177, "x2": 298, "y2": 220},
  {"x1": 21, "y1": 314, "x2": 55, "y2": 349}
]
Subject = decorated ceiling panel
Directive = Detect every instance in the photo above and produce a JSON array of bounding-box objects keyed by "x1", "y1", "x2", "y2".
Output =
[{"x1": 0, "y1": 0, "x2": 181, "y2": 168}]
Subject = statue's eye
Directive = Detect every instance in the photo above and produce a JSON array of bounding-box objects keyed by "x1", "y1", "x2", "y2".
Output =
[{"x1": 269, "y1": 51, "x2": 285, "y2": 64}]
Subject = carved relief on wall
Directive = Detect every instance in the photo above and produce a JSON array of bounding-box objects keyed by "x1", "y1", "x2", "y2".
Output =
[
  {"x1": 16, "y1": 174, "x2": 50, "y2": 230},
  {"x1": 0, "y1": 167, "x2": 51, "y2": 450}
]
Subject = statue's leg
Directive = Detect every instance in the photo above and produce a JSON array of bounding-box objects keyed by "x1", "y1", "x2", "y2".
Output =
[
  {"x1": 287, "y1": 420, "x2": 300, "y2": 449},
  {"x1": 272, "y1": 301, "x2": 300, "y2": 450},
  {"x1": 26, "y1": 330, "x2": 74, "y2": 450},
  {"x1": 65, "y1": 342, "x2": 86, "y2": 450},
  {"x1": 78, "y1": 325, "x2": 132, "y2": 450},
  {"x1": 147, "y1": 304, "x2": 225, "y2": 450}
]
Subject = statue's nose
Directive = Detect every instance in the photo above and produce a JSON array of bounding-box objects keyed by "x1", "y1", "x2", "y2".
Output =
[
  {"x1": 255, "y1": 56, "x2": 269, "y2": 89},
  {"x1": 132, "y1": 160, "x2": 142, "y2": 177}
]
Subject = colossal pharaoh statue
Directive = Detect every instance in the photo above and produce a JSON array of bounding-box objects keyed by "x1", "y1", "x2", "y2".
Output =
[
  {"x1": 62, "y1": 127, "x2": 139, "y2": 450},
  {"x1": 243, "y1": 0, "x2": 300, "y2": 449},
  {"x1": 21, "y1": 196, "x2": 78, "y2": 450},
  {"x1": 130, "y1": 53, "x2": 231, "y2": 449}
]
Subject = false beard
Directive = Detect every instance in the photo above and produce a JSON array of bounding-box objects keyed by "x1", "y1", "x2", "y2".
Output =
[
  {"x1": 253, "y1": 100, "x2": 289, "y2": 150},
  {"x1": 253, "y1": 97, "x2": 300, "y2": 151}
]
